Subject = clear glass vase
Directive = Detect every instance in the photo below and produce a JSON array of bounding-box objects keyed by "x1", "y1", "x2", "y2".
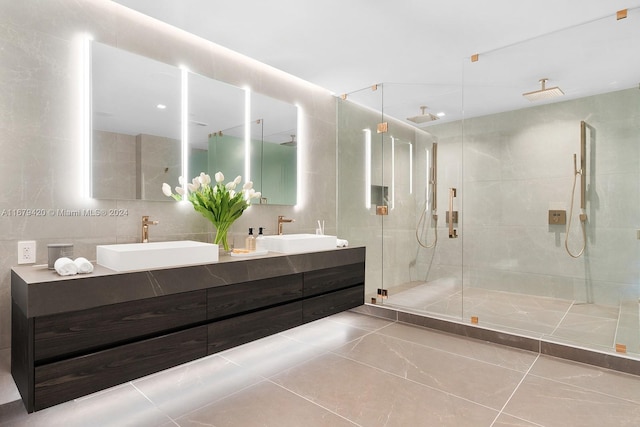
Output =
[{"x1": 213, "y1": 221, "x2": 233, "y2": 252}]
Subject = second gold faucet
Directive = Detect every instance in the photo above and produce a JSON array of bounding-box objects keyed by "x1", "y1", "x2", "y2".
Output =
[
  {"x1": 142, "y1": 215, "x2": 159, "y2": 243},
  {"x1": 277, "y1": 215, "x2": 294, "y2": 235}
]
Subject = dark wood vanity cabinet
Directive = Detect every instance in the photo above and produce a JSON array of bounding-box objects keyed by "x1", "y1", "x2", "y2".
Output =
[
  {"x1": 11, "y1": 247, "x2": 365, "y2": 412},
  {"x1": 33, "y1": 290, "x2": 208, "y2": 362}
]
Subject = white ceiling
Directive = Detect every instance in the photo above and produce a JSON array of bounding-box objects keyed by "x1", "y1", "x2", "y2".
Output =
[{"x1": 112, "y1": 0, "x2": 640, "y2": 126}]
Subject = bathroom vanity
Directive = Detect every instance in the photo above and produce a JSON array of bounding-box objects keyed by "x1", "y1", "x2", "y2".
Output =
[{"x1": 11, "y1": 247, "x2": 365, "y2": 412}]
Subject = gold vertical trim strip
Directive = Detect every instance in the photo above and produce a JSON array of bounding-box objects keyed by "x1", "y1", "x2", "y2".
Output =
[
  {"x1": 617, "y1": 9, "x2": 628, "y2": 20},
  {"x1": 580, "y1": 121, "x2": 586, "y2": 210},
  {"x1": 432, "y1": 142, "x2": 438, "y2": 211}
]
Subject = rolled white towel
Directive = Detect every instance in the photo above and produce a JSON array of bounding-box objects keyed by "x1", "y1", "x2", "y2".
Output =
[
  {"x1": 336, "y1": 238, "x2": 349, "y2": 248},
  {"x1": 74, "y1": 257, "x2": 94, "y2": 274},
  {"x1": 54, "y1": 257, "x2": 78, "y2": 276}
]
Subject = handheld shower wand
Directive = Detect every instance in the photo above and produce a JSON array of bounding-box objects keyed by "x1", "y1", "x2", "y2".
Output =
[
  {"x1": 417, "y1": 143, "x2": 438, "y2": 248},
  {"x1": 565, "y1": 121, "x2": 588, "y2": 258}
]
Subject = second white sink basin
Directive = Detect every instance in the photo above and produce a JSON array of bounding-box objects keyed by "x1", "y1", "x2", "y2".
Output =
[
  {"x1": 261, "y1": 234, "x2": 337, "y2": 254},
  {"x1": 96, "y1": 240, "x2": 218, "y2": 272}
]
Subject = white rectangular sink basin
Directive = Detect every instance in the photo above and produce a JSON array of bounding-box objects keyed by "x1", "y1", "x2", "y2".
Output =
[
  {"x1": 261, "y1": 234, "x2": 337, "y2": 254},
  {"x1": 96, "y1": 240, "x2": 218, "y2": 272}
]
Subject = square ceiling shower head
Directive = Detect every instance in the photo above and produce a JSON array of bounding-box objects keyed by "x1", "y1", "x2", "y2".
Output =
[
  {"x1": 407, "y1": 106, "x2": 439, "y2": 124},
  {"x1": 523, "y1": 78, "x2": 564, "y2": 101}
]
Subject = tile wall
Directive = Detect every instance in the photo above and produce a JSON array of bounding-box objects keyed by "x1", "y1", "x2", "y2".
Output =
[{"x1": 0, "y1": 0, "x2": 337, "y2": 350}]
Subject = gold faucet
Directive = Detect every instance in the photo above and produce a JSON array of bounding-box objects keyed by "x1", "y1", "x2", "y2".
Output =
[
  {"x1": 141, "y1": 216, "x2": 159, "y2": 243},
  {"x1": 277, "y1": 215, "x2": 294, "y2": 235}
]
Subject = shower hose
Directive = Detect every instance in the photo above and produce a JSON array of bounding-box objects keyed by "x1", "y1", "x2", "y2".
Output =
[
  {"x1": 565, "y1": 168, "x2": 587, "y2": 258},
  {"x1": 416, "y1": 202, "x2": 437, "y2": 249}
]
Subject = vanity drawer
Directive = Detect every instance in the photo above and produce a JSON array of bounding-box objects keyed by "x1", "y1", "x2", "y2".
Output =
[
  {"x1": 303, "y1": 285, "x2": 364, "y2": 322},
  {"x1": 207, "y1": 274, "x2": 302, "y2": 320},
  {"x1": 34, "y1": 290, "x2": 207, "y2": 362},
  {"x1": 207, "y1": 301, "x2": 303, "y2": 354},
  {"x1": 34, "y1": 326, "x2": 207, "y2": 411},
  {"x1": 303, "y1": 263, "x2": 365, "y2": 297}
]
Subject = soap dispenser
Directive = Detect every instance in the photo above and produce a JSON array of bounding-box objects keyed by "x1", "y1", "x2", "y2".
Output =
[
  {"x1": 246, "y1": 227, "x2": 256, "y2": 251},
  {"x1": 256, "y1": 227, "x2": 265, "y2": 251}
]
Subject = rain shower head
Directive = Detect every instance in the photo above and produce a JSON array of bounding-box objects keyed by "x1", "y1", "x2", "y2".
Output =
[
  {"x1": 523, "y1": 78, "x2": 564, "y2": 101},
  {"x1": 280, "y1": 134, "x2": 297, "y2": 146},
  {"x1": 407, "y1": 106, "x2": 439, "y2": 124}
]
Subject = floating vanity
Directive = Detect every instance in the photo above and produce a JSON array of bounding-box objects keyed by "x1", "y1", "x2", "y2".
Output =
[{"x1": 11, "y1": 246, "x2": 365, "y2": 412}]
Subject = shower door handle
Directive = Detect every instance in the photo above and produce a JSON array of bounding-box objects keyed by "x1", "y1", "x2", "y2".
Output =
[{"x1": 448, "y1": 188, "x2": 458, "y2": 238}]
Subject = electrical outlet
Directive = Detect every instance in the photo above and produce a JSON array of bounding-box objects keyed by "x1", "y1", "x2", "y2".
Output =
[{"x1": 18, "y1": 240, "x2": 36, "y2": 264}]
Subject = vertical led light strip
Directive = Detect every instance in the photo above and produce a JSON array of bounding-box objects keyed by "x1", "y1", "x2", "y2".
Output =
[
  {"x1": 409, "y1": 143, "x2": 413, "y2": 195},
  {"x1": 180, "y1": 67, "x2": 189, "y2": 201},
  {"x1": 391, "y1": 136, "x2": 395, "y2": 210},
  {"x1": 364, "y1": 129, "x2": 371, "y2": 209},
  {"x1": 244, "y1": 88, "x2": 251, "y2": 184},
  {"x1": 295, "y1": 105, "x2": 303, "y2": 208},
  {"x1": 80, "y1": 34, "x2": 92, "y2": 198}
]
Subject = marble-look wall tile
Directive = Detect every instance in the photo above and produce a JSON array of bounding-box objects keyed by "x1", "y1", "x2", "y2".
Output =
[{"x1": 0, "y1": 1, "x2": 336, "y2": 351}]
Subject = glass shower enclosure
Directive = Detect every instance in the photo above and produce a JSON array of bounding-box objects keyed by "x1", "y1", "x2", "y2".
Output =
[{"x1": 337, "y1": 10, "x2": 640, "y2": 360}]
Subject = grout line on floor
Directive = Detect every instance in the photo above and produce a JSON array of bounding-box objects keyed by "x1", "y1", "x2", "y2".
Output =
[
  {"x1": 266, "y1": 379, "x2": 363, "y2": 427},
  {"x1": 173, "y1": 379, "x2": 272, "y2": 423},
  {"x1": 328, "y1": 348, "x2": 501, "y2": 415},
  {"x1": 129, "y1": 382, "x2": 180, "y2": 426},
  {"x1": 325, "y1": 315, "x2": 398, "y2": 335},
  {"x1": 130, "y1": 382, "x2": 154, "y2": 406},
  {"x1": 548, "y1": 300, "x2": 576, "y2": 336},
  {"x1": 371, "y1": 323, "x2": 536, "y2": 374},
  {"x1": 527, "y1": 355, "x2": 640, "y2": 406},
  {"x1": 489, "y1": 353, "x2": 540, "y2": 427}
]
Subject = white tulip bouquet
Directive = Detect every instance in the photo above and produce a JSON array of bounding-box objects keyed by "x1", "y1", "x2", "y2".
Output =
[{"x1": 163, "y1": 172, "x2": 261, "y2": 251}]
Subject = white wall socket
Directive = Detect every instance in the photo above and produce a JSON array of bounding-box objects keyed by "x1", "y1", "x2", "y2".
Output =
[{"x1": 18, "y1": 240, "x2": 36, "y2": 264}]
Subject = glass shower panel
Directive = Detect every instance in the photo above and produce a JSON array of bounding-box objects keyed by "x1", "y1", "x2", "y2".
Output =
[
  {"x1": 461, "y1": 11, "x2": 640, "y2": 356},
  {"x1": 337, "y1": 86, "x2": 385, "y2": 302},
  {"x1": 377, "y1": 82, "x2": 464, "y2": 320}
]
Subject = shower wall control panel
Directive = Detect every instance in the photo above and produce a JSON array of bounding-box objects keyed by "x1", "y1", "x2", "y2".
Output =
[{"x1": 548, "y1": 210, "x2": 567, "y2": 225}]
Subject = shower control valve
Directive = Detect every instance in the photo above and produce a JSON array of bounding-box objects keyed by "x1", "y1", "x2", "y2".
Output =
[{"x1": 548, "y1": 210, "x2": 566, "y2": 225}]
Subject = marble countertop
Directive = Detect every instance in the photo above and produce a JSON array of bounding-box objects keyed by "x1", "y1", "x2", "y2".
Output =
[
  {"x1": 11, "y1": 248, "x2": 292, "y2": 284},
  {"x1": 11, "y1": 246, "x2": 365, "y2": 318}
]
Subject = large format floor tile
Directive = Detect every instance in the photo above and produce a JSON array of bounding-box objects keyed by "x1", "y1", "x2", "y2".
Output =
[
  {"x1": 176, "y1": 380, "x2": 357, "y2": 427},
  {"x1": 333, "y1": 332, "x2": 526, "y2": 409},
  {"x1": 0, "y1": 350, "x2": 19, "y2": 407},
  {"x1": 1, "y1": 311, "x2": 640, "y2": 426},
  {"x1": 132, "y1": 354, "x2": 264, "y2": 419},
  {"x1": 376, "y1": 322, "x2": 538, "y2": 371},
  {"x1": 271, "y1": 352, "x2": 498, "y2": 426},
  {"x1": 528, "y1": 355, "x2": 640, "y2": 404},
  {"x1": 503, "y1": 374, "x2": 640, "y2": 426},
  {"x1": 0, "y1": 383, "x2": 171, "y2": 427}
]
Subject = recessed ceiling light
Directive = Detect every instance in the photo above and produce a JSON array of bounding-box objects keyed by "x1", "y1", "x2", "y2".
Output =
[
  {"x1": 436, "y1": 112, "x2": 446, "y2": 117},
  {"x1": 156, "y1": 104, "x2": 167, "y2": 109}
]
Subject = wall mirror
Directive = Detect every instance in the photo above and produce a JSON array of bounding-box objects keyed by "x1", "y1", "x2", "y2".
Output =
[
  {"x1": 187, "y1": 72, "x2": 245, "y2": 183},
  {"x1": 90, "y1": 42, "x2": 298, "y2": 205},
  {"x1": 250, "y1": 92, "x2": 298, "y2": 205},
  {"x1": 91, "y1": 41, "x2": 181, "y2": 200}
]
